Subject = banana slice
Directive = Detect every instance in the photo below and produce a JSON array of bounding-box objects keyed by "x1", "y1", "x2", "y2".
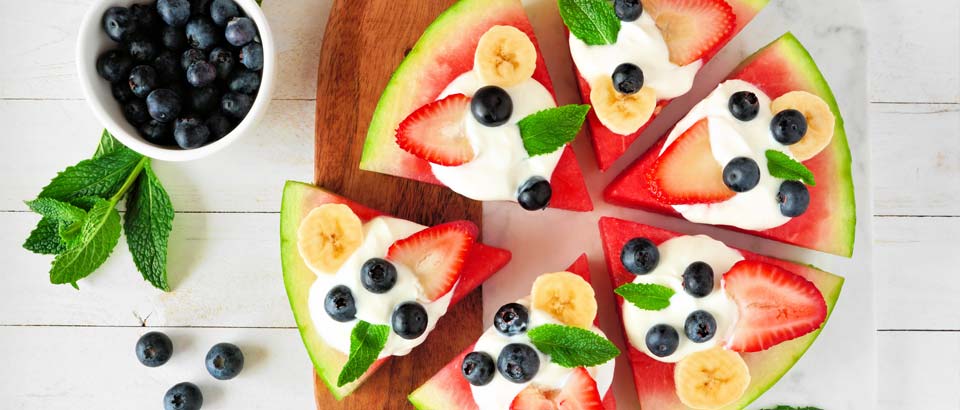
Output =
[
  {"x1": 297, "y1": 204, "x2": 364, "y2": 273},
  {"x1": 475, "y1": 25, "x2": 537, "y2": 88},
  {"x1": 590, "y1": 77, "x2": 657, "y2": 135},
  {"x1": 771, "y1": 91, "x2": 835, "y2": 161},
  {"x1": 674, "y1": 347, "x2": 751, "y2": 410},
  {"x1": 531, "y1": 272, "x2": 597, "y2": 328}
]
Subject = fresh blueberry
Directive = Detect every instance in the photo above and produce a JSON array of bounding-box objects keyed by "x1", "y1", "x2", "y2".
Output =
[
  {"x1": 157, "y1": 0, "x2": 191, "y2": 27},
  {"x1": 777, "y1": 180, "x2": 810, "y2": 217},
  {"x1": 614, "y1": 0, "x2": 643, "y2": 22},
  {"x1": 493, "y1": 303, "x2": 528, "y2": 336},
  {"x1": 190, "y1": 86, "x2": 221, "y2": 114},
  {"x1": 682, "y1": 261, "x2": 714, "y2": 298},
  {"x1": 140, "y1": 120, "x2": 173, "y2": 145},
  {"x1": 684, "y1": 310, "x2": 717, "y2": 343},
  {"x1": 112, "y1": 81, "x2": 136, "y2": 103},
  {"x1": 128, "y1": 65, "x2": 158, "y2": 98},
  {"x1": 516, "y1": 176, "x2": 551, "y2": 211},
  {"x1": 174, "y1": 117, "x2": 211, "y2": 149},
  {"x1": 496, "y1": 343, "x2": 539, "y2": 383},
  {"x1": 645, "y1": 324, "x2": 679, "y2": 357},
  {"x1": 461, "y1": 351, "x2": 496, "y2": 386},
  {"x1": 228, "y1": 68, "x2": 260, "y2": 94},
  {"x1": 130, "y1": 4, "x2": 161, "y2": 31},
  {"x1": 126, "y1": 35, "x2": 159, "y2": 62},
  {"x1": 191, "y1": 0, "x2": 214, "y2": 15},
  {"x1": 96, "y1": 50, "x2": 133, "y2": 83},
  {"x1": 146, "y1": 89, "x2": 182, "y2": 123},
  {"x1": 154, "y1": 51, "x2": 182, "y2": 83},
  {"x1": 392, "y1": 301, "x2": 428, "y2": 339},
  {"x1": 240, "y1": 42, "x2": 263, "y2": 71},
  {"x1": 722, "y1": 157, "x2": 761, "y2": 192},
  {"x1": 161, "y1": 26, "x2": 188, "y2": 51},
  {"x1": 205, "y1": 114, "x2": 234, "y2": 140},
  {"x1": 360, "y1": 258, "x2": 397, "y2": 294},
  {"x1": 135, "y1": 331, "x2": 173, "y2": 367},
  {"x1": 208, "y1": 47, "x2": 235, "y2": 80},
  {"x1": 470, "y1": 85, "x2": 512, "y2": 127},
  {"x1": 612, "y1": 63, "x2": 644, "y2": 94},
  {"x1": 225, "y1": 17, "x2": 257, "y2": 47},
  {"x1": 324, "y1": 285, "x2": 356, "y2": 322},
  {"x1": 181, "y1": 48, "x2": 207, "y2": 71},
  {"x1": 123, "y1": 100, "x2": 151, "y2": 125},
  {"x1": 163, "y1": 382, "x2": 203, "y2": 410},
  {"x1": 205, "y1": 342, "x2": 244, "y2": 380},
  {"x1": 186, "y1": 17, "x2": 219, "y2": 50},
  {"x1": 621, "y1": 237, "x2": 659, "y2": 275},
  {"x1": 728, "y1": 91, "x2": 759, "y2": 122},
  {"x1": 221, "y1": 92, "x2": 253, "y2": 119},
  {"x1": 187, "y1": 61, "x2": 217, "y2": 87},
  {"x1": 211, "y1": 0, "x2": 241, "y2": 26},
  {"x1": 102, "y1": 7, "x2": 138, "y2": 43},
  {"x1": 771, "y1": 109, "x2": 808, "y2": 145}
]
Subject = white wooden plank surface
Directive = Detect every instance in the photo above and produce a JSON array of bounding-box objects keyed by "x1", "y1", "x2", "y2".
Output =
[{"x1": 878, "y1": 332, "x2": 960, "y2": 409}]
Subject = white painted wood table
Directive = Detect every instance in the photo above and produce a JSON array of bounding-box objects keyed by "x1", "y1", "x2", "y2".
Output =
[{"x1": 0, "y1": 0, "x2": 957, "y2": 408}]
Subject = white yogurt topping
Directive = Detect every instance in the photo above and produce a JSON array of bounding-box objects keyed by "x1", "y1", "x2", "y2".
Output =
[
  {"x1": 622, "y1": 235, "x2": 741, "y2": 363},
  {"x1": 430, "y1": 71, "x2": 563, "y2": 202},
  {"x1": 662, "y1": 80, "x2": 796, "y2": 230},
  {"x1": 307, "y1": 216, "x2": 454, "y2": 358},
  {"x1": 470, "y1": 299, "x2": 615, "y2": 410}
]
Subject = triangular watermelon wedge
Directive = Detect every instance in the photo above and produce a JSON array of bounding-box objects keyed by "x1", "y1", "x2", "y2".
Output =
[
  {"x1": 599, "y1": 217, "x2": 843, "y2": 409},
  {"x1": 604, "y1": 33, "x2": 856, "y2": 256},
  {"x1": 408, "y1": 254, "x2": 616, "y2": 410},
  {"x1": 360, "y1": 0, "x2": 593, "y2": 212},
  {"x1": 280, "y1": 181, "x2": 512, "y2": 399}
]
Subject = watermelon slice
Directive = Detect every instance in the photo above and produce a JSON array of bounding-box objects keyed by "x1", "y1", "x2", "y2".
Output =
[
  {"x1": 599, "y1": 216, "x2": 843, "y2": 409},
  {"x1": 280, "y1": 181, "x2": 512, "y2": 399},
  {"x1": 408, "y1": 254, "x2": 617, "y2": 410},
  {"x1": 361, "y1": 0, "x2": 593, "y2": 212},
  {"x1": 604, "y1": 33, "x2": 856, "y2": 256}
]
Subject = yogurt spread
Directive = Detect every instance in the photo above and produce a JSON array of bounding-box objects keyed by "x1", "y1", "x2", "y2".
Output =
[{"x1": 307, "y1": 216, "x2": 454, "y2": 358}]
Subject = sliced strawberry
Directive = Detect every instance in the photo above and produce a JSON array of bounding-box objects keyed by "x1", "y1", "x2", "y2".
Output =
[
  {"x1": 396, "y1": 93, "x2": 474, "y2": 166},
  {"x1": 723, "y1": 260, "x2": 828, "y2": 352},
  {"x1": 645, "y1": 0, "x2": 735, "y2": 66},
  {"x1": 386, "y1": 221, "x2": 477, "y2": 301},
  {"x1": 647, "y1": 118, "x2": 734, "y2": 204},
  {"x1": 510, "y1": 367, "x2": 603, "y2": 410}
]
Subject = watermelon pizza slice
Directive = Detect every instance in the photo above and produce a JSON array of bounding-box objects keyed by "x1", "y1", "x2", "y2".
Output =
[
  {"x1": 280, "y1": 181, "x2": 512, "y2": 399},
  {"x1": 409, "y1": 254, "x2": 619, "y2": 409},
  {"x1": 361, "y1": 0, "x2": 593, "y2": 212},
  {"x1": 605, "y1": 33, "x2": 856, "y2": 257}
]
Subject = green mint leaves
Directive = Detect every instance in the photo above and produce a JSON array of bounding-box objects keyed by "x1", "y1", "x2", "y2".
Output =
[
  {"x1": 49, "y1": 198, "x2": 122, "y2": 285},
  {"x1": 765, "y1": 150, "x2": 816, "y2": 186},
  {"x1": 337, "y1": 320, "x2": 390, "y2": 387},
  {"x1": 124, "y1": 165, "x2": 175, "y2": 291},
  {"x1": 527, "y1": 324, "x2": 620, "y2": 368},
  {"x1": 615, "y1": 283, "x2": 675, "y2": 311},
  {"x1": 518, "y1": 104, "x2": 590, "y2": 157},
  {"x1": 558, "y1": 0, "x2": 621, "y2": 46}
]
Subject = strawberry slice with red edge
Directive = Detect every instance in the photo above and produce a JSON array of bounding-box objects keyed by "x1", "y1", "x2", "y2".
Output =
[
  {"x1": 645, "y1": 0, "x2": 735, "y2": 66},
  {"x1": 510, "y1": 367, "x2": 604, "y2": 410},
  {"x1": 723, "y1": 260, "x2": 828, "y2": 352},
  {"x1": 386, "y1": 220, "x2": 478, "y2": 301},
  {"x1": 396, "y1": 93, "x2": 475, "y2": 166},
  {"x1": 647, "y1": 118, "x2": 734, "y2": 204}
]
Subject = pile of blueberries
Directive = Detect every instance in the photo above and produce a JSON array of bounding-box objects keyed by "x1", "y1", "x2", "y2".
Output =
[
  {"x1": 461, "y1": 302, "x2": 539, "y2": 386},
  {"x1": 96, "y1": 0, "x2": 263, "y2": 150}
]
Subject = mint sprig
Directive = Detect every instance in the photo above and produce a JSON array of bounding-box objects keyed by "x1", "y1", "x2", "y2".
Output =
[
  {"x1": 558, "y1": 0, "x2": 621, "y2": 46},
  {"x1": 765, "y1": 150, "x2": 816, "y2": 186},
  {"x1": 527, "y1": 324, "x2": 620, "y2": 368},
  {"x1": 615, "y1": 283, "x2": 675, "y2": 311},
  {"x1": 337, "y1": 320, "x2": 390, "y2": 387},
  {"x1": 518, "y1": 104, "x2": 590, "y2": 157}
]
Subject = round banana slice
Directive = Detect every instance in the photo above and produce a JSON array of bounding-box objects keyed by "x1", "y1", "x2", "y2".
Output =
[
  {"x1": 475, "y1": 25, "x2": 537, "y2": 88},
  {"x1": 297, "y1": 203, "x2": 364, "y2": 274},
  {"x1": 590, "y1": 77, "x2": 657, "y2": 135},
  {"x1": 771, "y1": 91, "x2": 835, "y2": 161},
  {"x1": 531, "y1": 272, "x2": 597, "y2": 328},
  {"x1": 674, "y1": 347, "x2": 751, "y2": 410}
]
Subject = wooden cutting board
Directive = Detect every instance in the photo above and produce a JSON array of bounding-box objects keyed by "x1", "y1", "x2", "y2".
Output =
[{"x1": 313, "y1": 0, "x2": 480, "y2": 408}]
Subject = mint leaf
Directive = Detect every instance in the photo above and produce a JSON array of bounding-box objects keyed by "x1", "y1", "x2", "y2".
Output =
[
  {"x1": 25, "y1": 198, "x2": 87, "y2": 223},
  {"x1": 338, "y1": 321, "x2": 390, "y2": 387},
  {"x1": 124, "y1": 164, "x2": 175, "y2": 291},
  {"x1": 527, "y1": 324, "x2": 620, "y2": 368},
  {"x1": 765, "y1": 150, "x2": 816, "y2": 186},
  {"x1": 518, "y1": 105, "x2": 590, "y2": 156},
  {"x1": 558, "y1": 0, "x2": 621, "y2": 45},
  {"x1": 49, "y1": 198, "x2": 122, "y2": 286},
  {"x1": 93, "y1": 130, "x2": 124, "y2": 159},
  {"x1": 615, "y1": 283, "x2": 674, "y2": 311},
  {"x1": 757, "y1": 406, "x2": 823, "y2": 410},
  {"x1": 23, "y1": 218, "x2": 69, "y2": 255},
  {"x1": 38, "y1": 149, "x2": 143, "y2": 202}
]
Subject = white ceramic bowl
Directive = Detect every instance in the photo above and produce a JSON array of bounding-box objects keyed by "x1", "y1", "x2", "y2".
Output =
[{"x1": 77, "y1": 0, "x2": 275, "y2": 161}]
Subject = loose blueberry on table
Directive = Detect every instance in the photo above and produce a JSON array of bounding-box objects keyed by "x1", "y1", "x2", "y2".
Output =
[
  {"x1": 205, "y1": 342, "x2": 245, "y2": 380},
  {"x1": 163, "y1": 381, "x2": 203, "y2": 410},
  {"x1": 135, "y1": 331, "x2": 173, "y2": 367}
]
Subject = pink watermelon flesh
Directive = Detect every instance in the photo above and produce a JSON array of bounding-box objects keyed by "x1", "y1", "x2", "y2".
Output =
[
  {"x1": 409, "y1": 254, "x2": 616, "y2": 410},
  {"x1": 280, "y1": 181, "x2": 512, "y2": 399},
  {"x1": 360, "y1": 0, "x2": 592, "y2": 212},
  {"x1": 604, "y1": 32, "x2": 856, "y2": 257},
  {"x1": 598, "y1": 217, "x2": 843, "y2": 409}
]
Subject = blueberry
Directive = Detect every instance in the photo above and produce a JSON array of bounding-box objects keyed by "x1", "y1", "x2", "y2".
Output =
[
  {"x1": 211, "y1": 0, "x2": 241, "y2": 26},
  {"x1": 728, "y1": 91, "x2": 759, "y2": 122},
  {"x1": 228, "y1": 68, "x2": 260, "y2": 94},
  {"x1": 612, "y1": 63, "x2": 644, "y2": 94},
  {"x1": 154, "y1": 51, "x2": 182, "y2": 83},
  {"x1": 140, "y1": 120, "x2": 173, "y2": 145},
  {"x1": 205, "y1": 342, "x2": 244, "y2": 380},
  {"x1": 645, "y1": 324, "x2": 679, "y2": 357},
  {"x1": 493, "y1": 303, "x2": 528, "y2": 336},
  {"x1": 684, "y1": 310, "x2": 717, "y2": 343},
  {"x1": 621, "y1": 237, "x2": 659, "y2": 275},
  {"x1": 516, "y1": 176, "x2": 551, "y2": 211},
  {"x1": 777, "y1": 180, "x2": 810, "y2": 217},
  {"x1": 470, "y1": 85, "x2": 512, "y2": 127},
  {"x1": 161, "y1": 26, "x2": 188, "y2": 51},
  {"x1": 128, "y1": 65, "x2": 158, "y2": 98},
  {"x1": 111, "y1": 81, "x2": 136, "y2": 103},
  {"x1": 190, "y1": 86, "x2": 220, "y2": 114},
  {"x1": 324, "y1": 285, "x2": 356, "y2": 322},
  {"x1": 135, "y1": 331, "x2": 173, "y2": 367},
  {"x1": 186, "y1": 17, "x2": 219, "y2": 50},
  {"x1": 225, "y1": 17, "x2": 257, "y2": 47},
  {"x1": 771, "y1": 109, "x2": 807, "y2": 145},
  {"x1": 146, "y1": 89, "x2": 181, "y2": 123},
  {"x1": 240, "y1": 42, "x2": 263, "y2": 71},
  {"x1": 392, "y1": 301, "x2": 428, "y2": 339},
  {"x1": 187, "y1": 61, "x2": 217, "y2": 87},
  {"x1": 722, "y1": 157, "x2": 761, "y2": 192},
  {"x1": 360, "y1": 258, "x2": 397, "y2": 294},
  {"x1": 682, "y1": 261, "x2": 714, "y2": 298},
  {"x1": 123, "y1": 100, "x2": 151, "y2": 125},
  {"x1": 221, "y1": 92, "x2": 253, "y2": 119},
  {"x1": 126, "y1": 35, "x2": 159, "y2": 62},
  {"x1": 174, "y1": 117, "x2": 211, "y2": 149},
  {"x1": 191, "y1": 0, "x2": 214, "y2": 15},
  {"x1": 163, "y1": 382, "x2": 203, "y2": 410},
  {"x1": 209, "y1": 47, "x2": 235, "y2": 80},
  {"x1": 157, "y1": 0, "x2": 191, "y2": 27},
  {"x1": 130, "y1": 4, "x2": 161, "y2": 31},
  {"x1": 496, "y1": 343, "x2": 539, "y2": 383},
  {"x1": 461, "y1": 351, "x2": 496, "y2": 386},
  {"x1": 614, "y1": 0, "x2": 643, "y2": 22},
  {"x1": 102, "y1": 7, "x2": 138, "y2": 42},
  {"x1": 96, "y1": 50, "x2": 133, "y2": 83},
  {"x1": 205, "y1": 114, "x2": 234, "y2": 140},
  {"x1": 181, "y1": 48, "x2": 207, "y2": 71}
]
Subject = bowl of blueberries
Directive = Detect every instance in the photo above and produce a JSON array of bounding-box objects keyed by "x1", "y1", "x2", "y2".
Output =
[{"x1": 77, "y1": 0, "x2": 274, "y2": 161}]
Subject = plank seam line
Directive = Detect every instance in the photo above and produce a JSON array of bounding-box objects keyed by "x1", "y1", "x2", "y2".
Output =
[
  {"x1": 875, "y1": 214, "x2": 960, "y2": 218},
  {"x1": 0, "y1": 210, "x2": 279, "y2": 215},
  {"x1": 0, "y1": 324, "x2": 297, "y2": 329},
  {"x1": 870, "y1": 101, "x2": 960, "y2": 105},
  {"x1": 877, "y1": 329, "x2": 960, "y2": 332}
]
